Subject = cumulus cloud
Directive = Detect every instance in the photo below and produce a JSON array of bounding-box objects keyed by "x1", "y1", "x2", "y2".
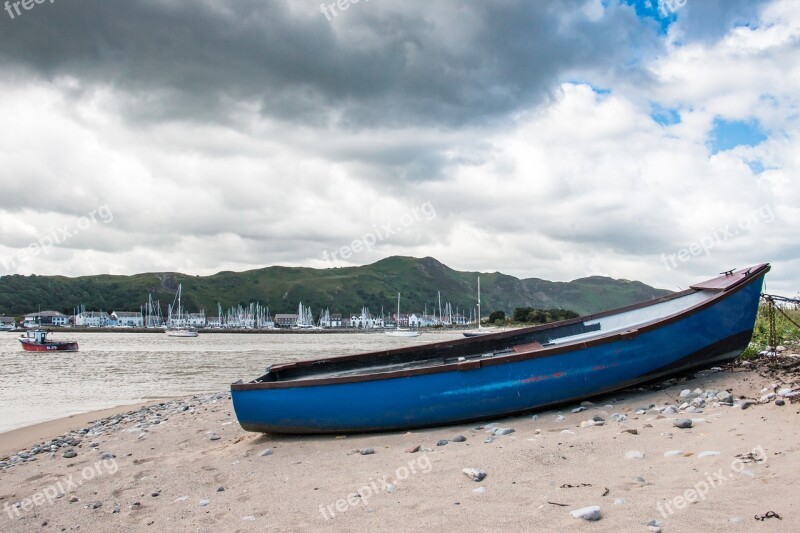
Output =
[{"x1": 0, "y1": 0, "x2": 798, "y2": 296}]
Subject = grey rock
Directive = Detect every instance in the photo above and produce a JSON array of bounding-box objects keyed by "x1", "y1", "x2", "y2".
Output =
[
  {"x1": 463, "y1": 468, "x2": 487, "y2": 482},
  {"x1": 570, "y1": 505, "x2": 601, "y2": 521},
  {"x1": 484, "y1": 437, "x2": 495, "y2": 444},
  {"x1": 625, "y1": 450, "x2": 644, "y2": 459},
  {"x1": 208, "y1": 433, "x2": 221, "y2": 441},
  {"x1": 611, "y1": 413, "x2": 627, "y2": 423},
  {"x1": 101, "y1": 452, "x2": 116, "y2": 459},
  {"x1": 679, "y1": 389, "x2": 692, "y2": 398},
  {"x1": 662, "y1": 405, "x2": 679, "y2": 415},
  {"x1": 359, "y1": 448, "x2": 375, "y2": 455},
  {"x1": 437, "y1": 440, "x2": 449, "y2": 446},
  {"x1": 716, "y1": 391, "x2": 733, "y2": 403},
  {"x1": 674, "y1": 418, "x2": 693, "y2": 429},
  {"x1": 112, "y1": 504, "x2": 121, "y2": 513},
  {"x1": 199, "y1": 499, "x2": 210, "y2": 507},
  {"x1": 217, "y1": 486, "x2": 224, "y2": 492},
  {"x1": 571, "y1": 406, "x2": 587, "y2": 413},
  {"x1": 259, "y1": 448, "x2": 273, "y2": 457},
  {"x1": 760, "y1": 392, "x2": 776, "y2": 403},
  {"x1": 63, "y1": 450, "x2": 77, "y2": 459},
  {"x1": 776, "y1": 399, "x2": 786, "y2": 406},
  {"x1": 452, "y1": 435, "x2": 467, "y2": 442},
  {"x1": 493, "y1": 428, "x2": 515, "y2": 436},
  {"x1": 740, "y1": 400, "x2": 756, "y2": 410}
]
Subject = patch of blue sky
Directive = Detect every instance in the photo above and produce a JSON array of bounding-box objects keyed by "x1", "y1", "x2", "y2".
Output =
[
  {"x1": 708, "y1": 117, "x2": 768, "y2": 155},
  {"x1": 563, "y1": 80, "x2": 611, "y2": 96},
  {"x1": 650, "y1": 104, "x2": 681, "y2": 126},
  {"x1": 622, "y1": 0, "x2": 679, "y2": 34}
]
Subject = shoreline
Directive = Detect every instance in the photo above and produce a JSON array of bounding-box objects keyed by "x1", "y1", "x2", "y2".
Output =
[
  {"x1": 1, "y1": 357, "x2": 798, "y2": 531},
  {"x1": 2, "y1": 327, "x2": 485, "y2": 335},
  {"x1": 0, "y1": 400, "x2": 168, "y2": 459}
]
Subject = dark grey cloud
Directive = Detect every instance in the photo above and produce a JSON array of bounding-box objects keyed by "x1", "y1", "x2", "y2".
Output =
[
  {"x1": 677, "y1": 0, "x2": 773, "y2": 42},
  {"x1": 0, "y1": 0, "x2": 665, "y2": 131}
]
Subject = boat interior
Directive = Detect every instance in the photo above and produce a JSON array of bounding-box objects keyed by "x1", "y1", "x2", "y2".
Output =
[{"x1": 253, "y1": 288, "x2": 721, "y2": 384}]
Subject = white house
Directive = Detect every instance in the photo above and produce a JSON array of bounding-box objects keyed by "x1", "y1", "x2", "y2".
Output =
[
  {"x1": 24, "y1": 310, "x2": 69, "y2": 327},
  {"x1": 74, "y1": 310, "x2": 111, "y2": 327},
  {"x1": 111, "y1": 311, "x2": 144, "y2": 327},
  {"x1": 186, "y1": 312, "x2": 206, "y2": 327},
  {"x1": 349, "y1": 307, "x2": 384, "y2": 329}
]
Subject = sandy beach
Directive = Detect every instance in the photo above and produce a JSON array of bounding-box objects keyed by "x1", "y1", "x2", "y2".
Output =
[{"x1": 1, "y1": 354, "x2": 798, "y2": 532}]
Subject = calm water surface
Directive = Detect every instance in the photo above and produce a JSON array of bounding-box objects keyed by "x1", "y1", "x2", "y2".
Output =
[{"x1": 0, "y1": 331, "x2": 462, "y2": 433}]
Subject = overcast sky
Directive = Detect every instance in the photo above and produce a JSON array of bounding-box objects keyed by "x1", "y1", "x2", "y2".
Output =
[{"x1": 0, "y1": 0, "x2": 797, "y2": 296}]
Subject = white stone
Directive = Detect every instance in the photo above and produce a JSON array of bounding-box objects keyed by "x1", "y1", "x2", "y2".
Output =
[
  {"x1": 570, "y1": 505, "x2": 601, "y2": 521},
  {"x1": 625, "y1": 450, "x2": 645, "y2": 459},
  {"x1": 698, "y1": 451, "x2": 721, "y2": 458},
  {"x1": 663, "y1": 450, "x2": 683, "y2": 457}
]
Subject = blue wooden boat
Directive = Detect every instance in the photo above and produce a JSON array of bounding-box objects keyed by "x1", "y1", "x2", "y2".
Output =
[{"x1": 231, "y1": 264, "x2": 769, "y2": 434}]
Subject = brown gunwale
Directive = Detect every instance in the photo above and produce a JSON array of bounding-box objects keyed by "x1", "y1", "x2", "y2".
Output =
[{"x1": 231, "y1": 264, "x2": 769, "y2": 390}]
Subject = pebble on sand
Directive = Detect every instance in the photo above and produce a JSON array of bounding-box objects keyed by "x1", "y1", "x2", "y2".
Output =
[
  {"x1": 698, "y1": 451, "x2": 721, "y2": 458},
  {"x1": 199, "y1": 499, "x2": 210, "y2": 507},
  {"x1": 673, "y1": 418, "x2": 693, "y2": 429},
  {"x1": 463, "y1": 468, "x2": 487, "y2": 482},
  {"x1": 625, "y1": 450, "x2": 645, "y2": 459},
  {"x1": 569, "y1": 505, "x2": 601, "y2": 521},
  {"x1": 259, "y1": 448, "x2": 273, "y2": 457},
  {"x1": 359, "y1": 448, "x2": 375, "y2": 455}
]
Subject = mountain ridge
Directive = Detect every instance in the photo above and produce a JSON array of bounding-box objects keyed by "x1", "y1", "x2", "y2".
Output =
[{"x1": 0, "y1": 256, "x2": 671, "y2": 318}]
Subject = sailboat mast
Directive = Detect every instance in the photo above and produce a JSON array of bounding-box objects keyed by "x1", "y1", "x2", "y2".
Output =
[
  {"x1": 478, "y1": 276, "x2": 481, "y2": 328},
  {"x1": 396, "y1": 292, "x2": 400, "y2": 330}
]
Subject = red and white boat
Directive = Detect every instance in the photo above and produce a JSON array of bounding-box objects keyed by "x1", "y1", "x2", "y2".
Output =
[{"x1": 19, "y1": 329, "x2": 79, "y2": 352}]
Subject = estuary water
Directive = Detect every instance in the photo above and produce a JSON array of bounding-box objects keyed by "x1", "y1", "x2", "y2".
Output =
[{"x1": 0, "y1": 331, "x2": 462, "y2": 433}]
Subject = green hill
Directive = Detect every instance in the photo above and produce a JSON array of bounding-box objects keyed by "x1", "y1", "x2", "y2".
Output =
[{"x1": 0, "y1": 256, "x2": 670, "y2": 318}]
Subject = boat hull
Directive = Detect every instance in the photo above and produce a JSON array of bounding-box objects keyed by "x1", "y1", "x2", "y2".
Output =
[
  {"x1": 232, "y1": 266, "x2": 767, "y2": 434},
  {"x1": 19, "y1": 339, "x2": 79, "y2": 352}
]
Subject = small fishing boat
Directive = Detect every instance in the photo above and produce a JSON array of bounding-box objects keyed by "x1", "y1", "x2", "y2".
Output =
[
  {"x1": 231, "y1": 264, "x2": 769, "y2": 434},
  {"x1": 19, "y1": 329, "x2": 79, "y2": 352}
]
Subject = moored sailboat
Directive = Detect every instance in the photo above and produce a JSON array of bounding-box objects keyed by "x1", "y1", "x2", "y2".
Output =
[{"x1": 385, "y1": 292, "x2": 420, "y2": 337}]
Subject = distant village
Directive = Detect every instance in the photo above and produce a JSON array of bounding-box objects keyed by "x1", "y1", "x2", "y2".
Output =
[{"x1": 0, "y1": 301, "x2": 475, "y2": 331}]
